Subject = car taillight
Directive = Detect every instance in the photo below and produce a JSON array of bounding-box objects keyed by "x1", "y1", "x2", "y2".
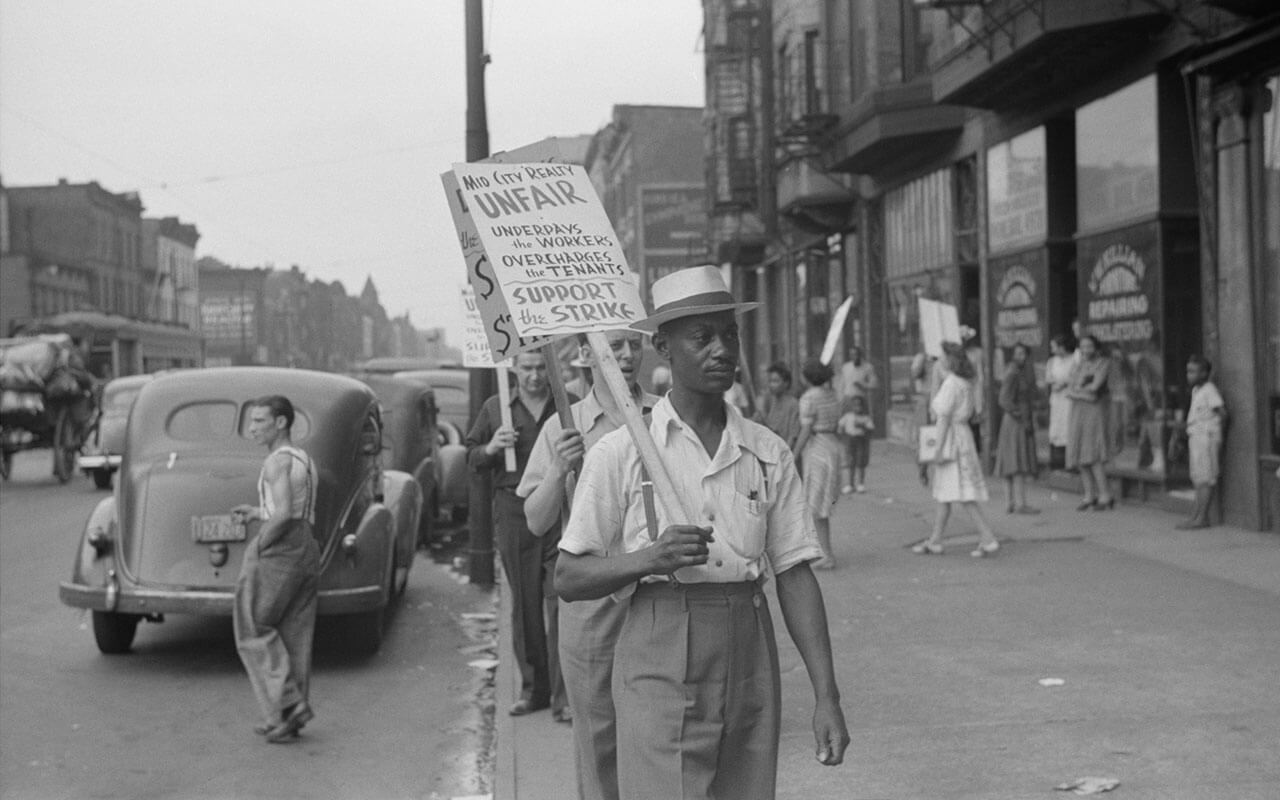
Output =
[{"x1": 87, "y1": 522, "x2": 115, "y2": 557}]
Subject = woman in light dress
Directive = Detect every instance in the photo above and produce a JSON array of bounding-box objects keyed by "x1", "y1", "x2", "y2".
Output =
[
  {"x1": 794, "y1": 358, "x2": 842, "y2": 569},
  {"x1": 1045, "y1": 334, "x2": 1075, "y2": 469},
  {"x1": 913, "y1": 344, "x2": 1000, "y2": 558}
]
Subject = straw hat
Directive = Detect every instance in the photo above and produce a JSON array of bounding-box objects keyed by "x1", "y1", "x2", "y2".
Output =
[{"x1": 632, "y1": 265, "x2": 759, "y2": 332}]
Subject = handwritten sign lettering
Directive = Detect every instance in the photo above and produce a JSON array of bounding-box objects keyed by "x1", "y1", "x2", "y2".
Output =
[
  {"x1": 451, "y1": 162, "x2": 644, "y2": 339},
  {"x1": 441, "y1": 171, "x2": 550, "y2": 361}
]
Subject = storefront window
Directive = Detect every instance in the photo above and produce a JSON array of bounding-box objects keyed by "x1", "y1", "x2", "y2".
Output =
[
  {"x1": 987, "y1": 127, "x2": 1048, "y2": 254},
  {"x1": 1264, "y1": 75, "x2": 1280, "y2": 455},
  {"x1": 1077, "y1": 76, "x2": 1159, "y2": 233}
]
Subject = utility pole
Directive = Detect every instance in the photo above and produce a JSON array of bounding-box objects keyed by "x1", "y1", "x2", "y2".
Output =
[{"x1": 465, "y1": 0, "x2": 496, "y2": 587}]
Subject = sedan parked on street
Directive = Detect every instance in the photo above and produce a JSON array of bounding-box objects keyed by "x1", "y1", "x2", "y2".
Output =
[
  {"x1": 77, "y1": 373, "x2": 153, "y2": 490},
  {"x1": 59, "y1": 368, "x2": 421, "y2": 656},
  {"x1": 359, "y1": 375, "x2": 466, "y2": 545},
  {"x1": 391, "y1": 368, "x2": 470, "y2": 523}
]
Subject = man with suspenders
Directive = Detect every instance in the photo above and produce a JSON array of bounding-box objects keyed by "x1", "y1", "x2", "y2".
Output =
[
  {"x1": 231, "y1": 395, "x2": 321, "y2": 744},
  {"x1": 556, "y1": 267, "x2": 850, "y2": 799},
  {"x1": 518, "y1": 330, "x2": 658, "y2": 799}
]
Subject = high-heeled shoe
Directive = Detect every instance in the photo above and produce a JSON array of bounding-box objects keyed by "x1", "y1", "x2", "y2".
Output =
[
  {"x1": 1076, "y1": 499, "x2": 1097, "y2": 511},
  {"x1": 1094, "y1": 498, "x2": 1116, "y2": 511},
  {"x1": 911, "y1": 541, "x2": 943, "y2": 555},
  {"x1": 970, "y1": 540, "x2": 1000, "y2": 558}
]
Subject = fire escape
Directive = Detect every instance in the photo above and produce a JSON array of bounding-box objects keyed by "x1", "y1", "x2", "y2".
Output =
[
  {"x1": 774, "y1": 29, "x2": 854, "y2": 234},
  {"x1": 704, "y1": 0, "x2": 771, "y2": 265}
]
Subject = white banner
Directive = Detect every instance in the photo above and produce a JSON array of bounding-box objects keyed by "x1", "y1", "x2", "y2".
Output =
[
  {"x1": 450, "y1": 162, "x2": 645, "y2": 339},
  {"x1": 918, "y1": 297, "x2": 960, "y2": 358},
  {"x1": 459, "y1": 285, "x2": 509, "y2": 368}
]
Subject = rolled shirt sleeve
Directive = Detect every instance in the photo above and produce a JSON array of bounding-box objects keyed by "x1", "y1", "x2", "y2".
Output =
[
  {"x1": 559, "y1": 434, "x2": 626, "y2": 558},
  {"x1": 763, "y1": 447, "x2": 823, "y2": 574},
  {"x1": 516, "y1": 415, "x2": 561, "y2": 499}
]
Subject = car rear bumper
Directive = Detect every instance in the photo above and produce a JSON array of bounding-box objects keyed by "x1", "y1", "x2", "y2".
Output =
[
  {"x1": 59, "y1": 582, "x2": 385, "y2": 616},
  {"x1": 77, "y1": 454, "x2": 121, "y2": 471}
]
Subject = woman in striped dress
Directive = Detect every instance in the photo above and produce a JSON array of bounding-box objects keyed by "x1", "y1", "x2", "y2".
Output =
[{"x1": 794, "y1": 358, "x2": 842, "y2": 569}]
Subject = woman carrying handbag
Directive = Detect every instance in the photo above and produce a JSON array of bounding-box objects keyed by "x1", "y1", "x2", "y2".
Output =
[{"x1": 913, "y1": 343, "x2": 1000, "y2": 557}]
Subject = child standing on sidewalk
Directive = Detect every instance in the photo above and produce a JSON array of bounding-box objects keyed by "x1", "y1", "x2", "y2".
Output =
[
  {"x1": 1175, "y1": 355, "x2": 1226, "y2": 529},
  {"x1": 838, "y1": 395, "x2": 874, "y2": 493}
]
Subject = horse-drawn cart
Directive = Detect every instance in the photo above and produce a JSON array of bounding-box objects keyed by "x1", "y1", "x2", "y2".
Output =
[{"x1": 0, "y1": 334, "x2": 96, "y2": 483}]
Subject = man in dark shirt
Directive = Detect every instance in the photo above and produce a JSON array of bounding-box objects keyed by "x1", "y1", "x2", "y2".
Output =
[{"x1": 466, "y1": 350, "x2": 572, "y2": 716}]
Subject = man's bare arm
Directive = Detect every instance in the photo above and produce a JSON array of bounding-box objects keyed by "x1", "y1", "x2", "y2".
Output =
[
  {"x1": 256, "y1": 453, "x2": 295, "y2": 548},
  {"x1": 775, "y1": 563, "x2": 850, "y2": 766},
  {"x1": 555, "y1": 525, "x2": 713, "y2": 602}
]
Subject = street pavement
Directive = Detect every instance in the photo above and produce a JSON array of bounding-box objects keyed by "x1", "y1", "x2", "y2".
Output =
[
  {"x1": 0, "y1": 449, "x2": 499, "y2": 800},
  {"x1": 495, "y1": 442, "x2": 1280, "y2": 800}
]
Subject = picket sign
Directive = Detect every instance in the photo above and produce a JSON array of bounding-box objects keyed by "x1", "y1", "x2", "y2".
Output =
[
  {"x1": 919, "y1": 297, "x2": 960, "y2": 358},
  {"x1": 820, "y1": 295, "x2": 855, "y2": 365},
  {"x1": 452, "y1": 160, "x2": 694, "y2": 526}
]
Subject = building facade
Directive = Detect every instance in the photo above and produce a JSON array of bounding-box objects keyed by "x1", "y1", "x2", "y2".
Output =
[
  {"x1": 141, "y1": 217, "x2": 200, "y2": 328},
  {"x1": 703, "y1": 0, "x2": 1279, "y2": 530},
  {"x1": 585, "y1": 105, "x2": 709, "y2": 305},
  {"x1": 2, "y1": 179, "x2": 145, "y2": 334}
]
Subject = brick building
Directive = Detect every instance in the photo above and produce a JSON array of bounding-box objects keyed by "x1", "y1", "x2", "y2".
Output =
[{"x1": 701, "y1": 0, "x2": 1279, "y2": 530}]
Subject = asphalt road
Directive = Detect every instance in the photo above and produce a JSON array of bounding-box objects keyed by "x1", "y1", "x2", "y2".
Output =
[{"x1": 0, "y1": 449, "x2": 498, "y2": 800}]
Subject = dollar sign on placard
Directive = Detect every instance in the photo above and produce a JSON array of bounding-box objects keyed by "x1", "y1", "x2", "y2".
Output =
[
  {"x1": 474, "y1": 253, "x2": 495, "y2": 299},
  {"x1": 492, "y1": 316, "x2": 511, "y2": 355}
]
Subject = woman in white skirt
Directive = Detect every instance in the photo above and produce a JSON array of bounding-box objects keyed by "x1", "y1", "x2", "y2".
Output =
[{"x1": 913, "y1": 343, "x2": 1000, "y2": 557}]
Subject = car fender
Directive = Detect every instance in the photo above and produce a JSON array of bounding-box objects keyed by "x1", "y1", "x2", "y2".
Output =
[
  {"x1": 66, "y1": 496, "x2": 119, "y2": 603},
  {"x1": 439, "y1": 443, "x2": 467, "y2": 509},
  {"x1": 380, "y1": 470, "x2": 422, "y2": 571},
  {"x1": 325, "y1": 504, "x2": 395, "y2": 603}
]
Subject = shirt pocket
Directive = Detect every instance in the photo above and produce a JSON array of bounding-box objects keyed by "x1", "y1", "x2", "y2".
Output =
[{"x1": 720, "y1": 491, "x2": 774, "y2": 561}]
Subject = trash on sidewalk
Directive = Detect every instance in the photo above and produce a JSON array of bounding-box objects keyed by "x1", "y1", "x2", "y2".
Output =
[
  {"x1": 1039, "y1": 677, "x2": 1066, "y2": 687},
  {"x1": 468, "y1": 658, "x2": 499, "y2": 671},
  {"x1": 1055, "y1": 776, "x2": 1120, "y2": 795}
]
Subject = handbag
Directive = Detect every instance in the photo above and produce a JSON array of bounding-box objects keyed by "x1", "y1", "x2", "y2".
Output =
[{"x1": 918, "y1": 424, "x2": 956, "y2": 463}]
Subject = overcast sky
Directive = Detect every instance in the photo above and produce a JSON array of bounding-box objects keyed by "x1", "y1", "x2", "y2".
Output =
[{"x1": 0, "y1": 1, "x2": 705, "y2": 342}]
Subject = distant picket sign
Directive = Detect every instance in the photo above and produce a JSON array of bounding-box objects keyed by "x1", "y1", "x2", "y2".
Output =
[
  {"x1": 459, "y1": 285, "x2": 510, "y2": 369},
  {"x1": 450, "y1": 161, "x2": 645, "y2": 340},
  {"x1": 441, "y1": 171, "x2": 550, "y2": 362}
]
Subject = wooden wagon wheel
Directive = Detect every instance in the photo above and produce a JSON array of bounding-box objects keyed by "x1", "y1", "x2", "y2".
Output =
[{"x1": 52, "y1": 406, "x2": 79, "y2": 484}]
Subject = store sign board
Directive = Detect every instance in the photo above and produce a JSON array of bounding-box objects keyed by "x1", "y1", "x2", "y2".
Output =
[
  {"x1": 641, "y1": 184, "x2": 706, "y2": 253},
  {"x1": 200, "y1": 294, "x2": 255, "y2": 342},
  {"x1": 990, "y1": 250, "x2": 1048, "y2": 358},
  {"x1": 1078, "y1": 226, "x2": 1160, "y2": 347},
  {"x1": 459, "y1": 285, "x2": 509, "y2": 368},
  {"x1": 986, "y1": 128, "x2": 1047, "y2": 254},
  {"x1": 450, "y1": 162, "x2": 644, "y2": 339}
]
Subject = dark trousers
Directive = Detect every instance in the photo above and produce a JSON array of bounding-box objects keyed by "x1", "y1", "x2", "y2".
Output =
[{"x1": 493, "y1": 488, "x2": 563, "y2": 707}]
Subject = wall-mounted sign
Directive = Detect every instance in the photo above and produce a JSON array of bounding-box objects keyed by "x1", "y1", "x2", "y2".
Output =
[
  {"x1": 990, "y1": 250, "x2": 1048, "y2": 357},
  {"x1": 200, "y1": 294, "x2": 255, "y2": 342}
]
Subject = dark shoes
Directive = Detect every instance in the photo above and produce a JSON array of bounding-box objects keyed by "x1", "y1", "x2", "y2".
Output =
[
  {"x1": 508, "y1": 698, "x2": 550, "y2": 717},
  {"x1": 552, "y1": 707, "x2": 573, "y2": 724},
  {"x1": 264, "y1": 701, "x2": 314, "y2": 744}
]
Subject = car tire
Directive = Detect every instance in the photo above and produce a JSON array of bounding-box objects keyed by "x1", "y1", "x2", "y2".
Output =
[
  {"x1": 92, "y1": 469, "x2": 112, "y2": 490},
  {"x1": 92, "y1": 611, "x2": 140, "y2": 654},
  {"x1": 417, "y1": 489, "x2": 438, "y2": 548},
  {"x1": 53, "y1": 409, "x2": 78, "y2": 484}
]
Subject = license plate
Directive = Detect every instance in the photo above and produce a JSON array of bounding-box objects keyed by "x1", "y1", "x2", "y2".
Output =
[{"x1": 191, "y1": 515, "x2": 247, "y2": 543}]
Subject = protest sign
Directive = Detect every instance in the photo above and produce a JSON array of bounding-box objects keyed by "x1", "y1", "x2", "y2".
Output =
[
  {"x1": 450, "y1": 162, "x2": 645, "y2": 339},
  {"x1": 918, "y1": 297, "x2": 960, "y2": 358},
  {"x1": 442, "y1": 171, "x2": 550, "y2": 362},
  {"x1": 458, "y1": 285, "x2": 517, "y2": 470},
  {"x1": 820, "y1": 295, "x2": 855, "y2": 365}
]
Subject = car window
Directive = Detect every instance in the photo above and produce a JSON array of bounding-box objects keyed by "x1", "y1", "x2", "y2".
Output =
[
  {"x1": 431, "y1": 386, "x2": 468, "y2": 404},
  {"x1": 236, "y1": 404, "x2": 311, "y2": 440},
  {"x1": 167, "y1": 401, "x2": 239, "y2": 440}
]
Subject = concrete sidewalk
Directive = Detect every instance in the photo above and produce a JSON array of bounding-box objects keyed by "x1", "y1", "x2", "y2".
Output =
[{"x1": 492, "y1": 443, "x2": 1280, "y2": 799}]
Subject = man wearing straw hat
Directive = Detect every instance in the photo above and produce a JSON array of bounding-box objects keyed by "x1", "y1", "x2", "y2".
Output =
[
  {"x1": 556, "y1": 266, "x2": 849, "y2": 799},
  {"x1": 518, "y1": 329, "x2": 659, "y2": 798}
]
